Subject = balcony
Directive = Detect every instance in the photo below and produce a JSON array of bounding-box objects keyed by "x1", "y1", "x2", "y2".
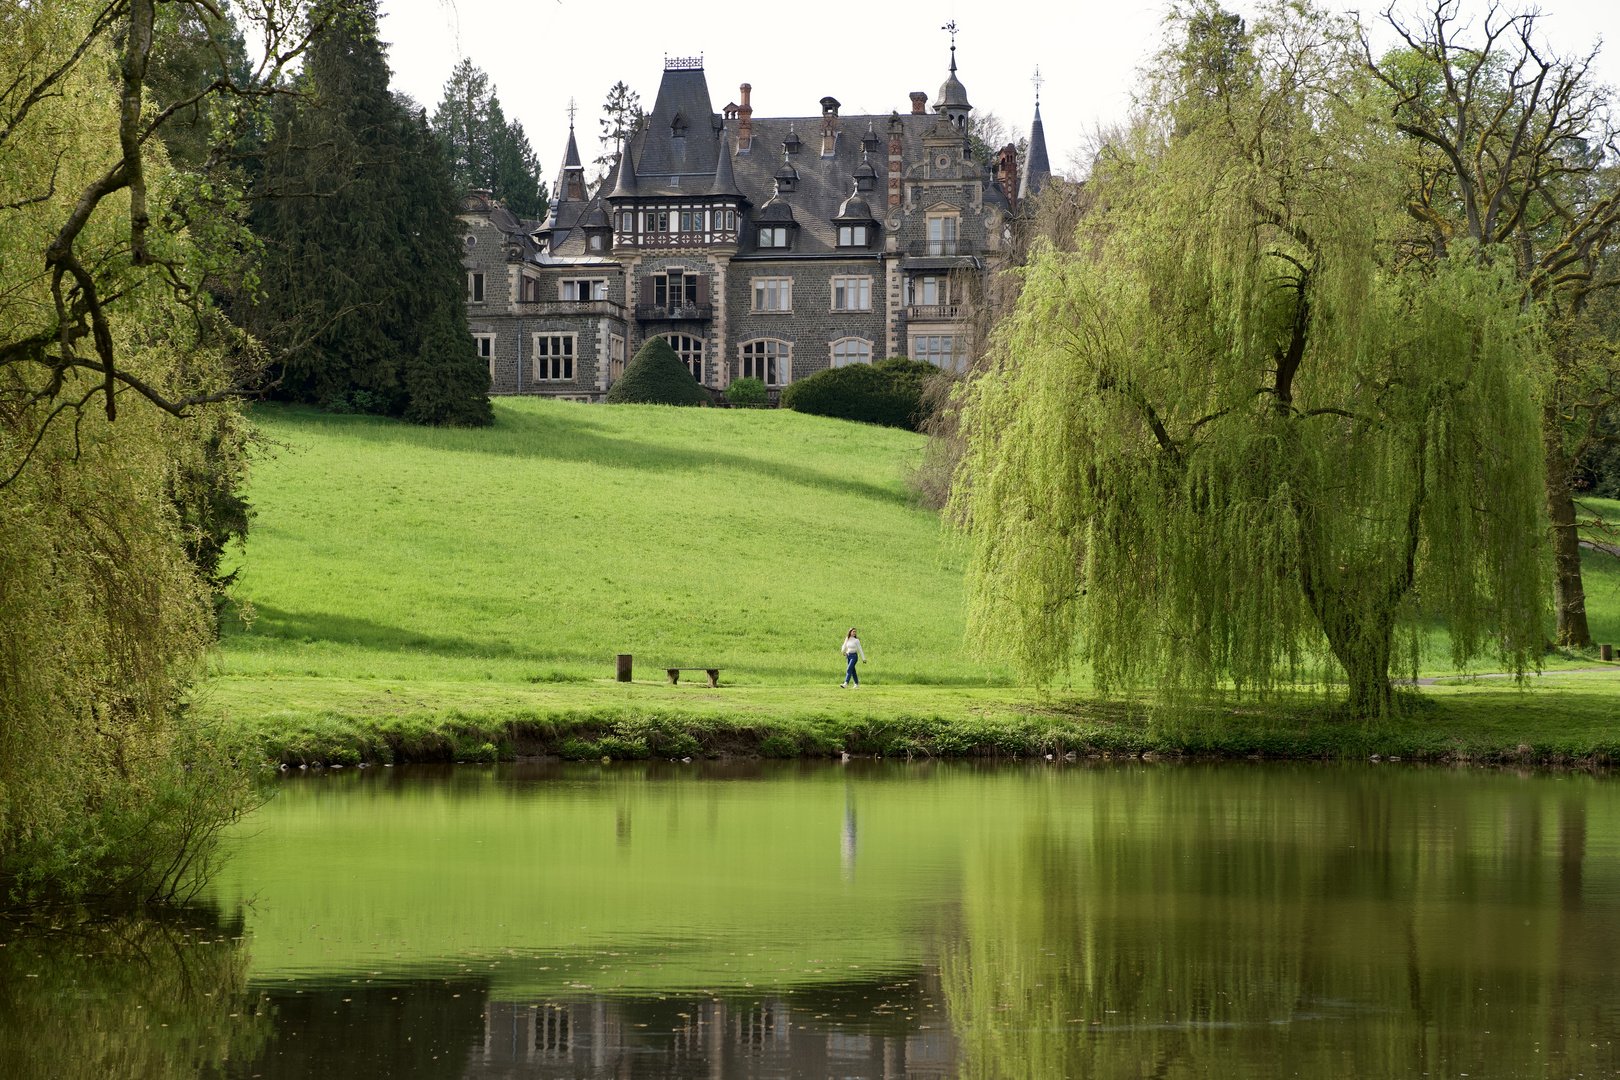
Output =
[
  {"x1": 635, "y1": 302, "x2": 713, "y2": 322},
  {"x1": 906, "y1": 303, "x2": 963, "y2": 321},
  {"x1": 515, "y1": 299, "x2": 624, "y2": 318}
]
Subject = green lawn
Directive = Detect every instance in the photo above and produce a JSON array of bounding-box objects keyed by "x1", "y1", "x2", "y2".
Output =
[{"x1": 206, "y1": 401, "x2": 1620, "y2": 764}]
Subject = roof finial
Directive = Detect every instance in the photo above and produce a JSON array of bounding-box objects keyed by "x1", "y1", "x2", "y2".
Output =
[
  {"x1": 567, "y1": 97, "x2": 576, "y2": 127},
  {"x1": 1031, "y1": 65, "x2": 1043, "y2": 106},
  {"x1": 942, "y1": 20, "x2": 958, "y2": 72}
]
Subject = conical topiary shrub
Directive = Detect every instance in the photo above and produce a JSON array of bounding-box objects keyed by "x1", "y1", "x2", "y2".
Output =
[{"x1": 605, "y1": 337, "x2": 711, "y2": 405}]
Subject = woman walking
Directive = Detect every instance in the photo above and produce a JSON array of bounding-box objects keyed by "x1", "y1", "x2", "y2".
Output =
[{"x1": 840, "y1": 628, "x2": 866, "y2": 688}]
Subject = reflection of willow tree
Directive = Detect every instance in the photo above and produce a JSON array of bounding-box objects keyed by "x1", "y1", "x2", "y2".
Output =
[
  {"x1": 0, "y1": 908, "x2": 268, "y2": 1080},
  {"x1": 952, "y1": 0, "x2": 1545, "y2": 715},
  {"x1": 939, "y1": 766, "x2": 1620, "y2": 1080}
]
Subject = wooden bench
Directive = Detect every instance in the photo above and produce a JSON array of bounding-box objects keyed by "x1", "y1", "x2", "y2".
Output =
[{"x1": 665, "y1": 667, "x2": 721, "y2": 688}]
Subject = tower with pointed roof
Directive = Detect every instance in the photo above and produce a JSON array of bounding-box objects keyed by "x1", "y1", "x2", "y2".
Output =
[{"x1": 1019, "y1": 69, "x2": 1052, "y2": 205}]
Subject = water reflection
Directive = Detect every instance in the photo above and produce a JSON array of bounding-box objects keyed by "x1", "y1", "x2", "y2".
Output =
[{"x1": 5, "y1": 760, "x2": 1618, "y2": 1079}]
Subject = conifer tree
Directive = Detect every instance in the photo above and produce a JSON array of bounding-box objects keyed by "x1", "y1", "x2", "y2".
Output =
[
  {"x1": 432, "y1": 59, "x2": 546, "y2": 218},
  {"x1": 595, "y1": 81, "x2": 644, "y2": 178},
  {"x1": 250, "y1": 0, "x2": 491, "y2": 424}
]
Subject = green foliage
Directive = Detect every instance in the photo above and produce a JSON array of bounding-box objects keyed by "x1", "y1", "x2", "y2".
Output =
[
  {"x1": 595, "y1": 81, "x2": 645, "y2": 177},
  {"x1": 250, "y1": 0, "x2": 492, "y2": 427},
  {"x1": 605, "y1": 338, "x2": 711, "y2": 405},
  {"x1": 780, "y1": 358, "x2": 940, "y2": 430},
  {"x1": 431, "y1": 58, "x2": 548, "y2": 219},
  {"x1": 954, "y1": 0, "x2": 1546, "y2": 715},
  {"x1": 724, "y1": 376, "x2": 767, "y2": 406},
  {"x1": 0, "y1": 0, "x2": 260, "y2": 897}
]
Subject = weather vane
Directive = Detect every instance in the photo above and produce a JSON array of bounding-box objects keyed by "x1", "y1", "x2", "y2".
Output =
[
  {"x1": 942, "y1": 20, "x2": 958, "y2": 50},
  {"x1": 1032, "y1": 65, "x2": 1044, "y2": 105},
  {"x1": 567, "y1": 97, "x2": 577, "y2": 127}
]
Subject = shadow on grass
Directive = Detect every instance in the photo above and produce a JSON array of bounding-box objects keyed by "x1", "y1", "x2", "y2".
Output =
[{"x1": 254, "y1": 404, "x2": 916, "y2": 509}]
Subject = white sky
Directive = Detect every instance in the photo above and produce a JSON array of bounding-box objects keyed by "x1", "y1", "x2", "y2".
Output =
[{"x1": 374, "y1": 0, "x2": 1620, "y2": 183}]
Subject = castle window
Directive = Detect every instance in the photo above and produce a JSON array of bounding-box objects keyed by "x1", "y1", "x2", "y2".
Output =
[
  {"x1": 837, "y1": 225, "x2": 868, "y2": 247},
  {"x1": 831, "y1": 276, "x2": 871, "y2": 311},
  {"x1": 913, "y1": 334, "x2": 965, "y2": 372},
  {"x1": 620, "y1": 212, "x2": 634, "y2": 231},
  {"x1": 534, "y1": 334, "x2": 576, "y2": 380},
  {"x1": 562, "y1": 279, "x2": 608, "y2": 301},
  {"x1": 725, "y1": 211, "x2": 736, "y2": 230},
  {"x1": 680, "y1": 211, "x2": 694, "y2": 231},
  {"x1": 519, "y1": 277, "x2": 539, "y2": 302},
  {"x1": 752, "y1": 278, "x2": 792, "y2": 312},
  {"x1": 663, "y1": 334, "x2": 705, "y2": 381},
  {"x1": 473, "y1": 334, "x2": 495, "y2": 376},
  {"x1": 831, "y1": 338, "x2": 873, "y2": 367},
  {"x1": 926, "y1": 214, "x2": 959, "y2": 256},
  {"x1": 609, "y1": 334, "x2": 626, "y2": 385},
  {"x1": 468, "y1": 272, "x2": 485, "y2": 302},
  {"x1": 654, "y1": 272, "x2": 699, "y2": 307},
  {"x1": 909, "y1": 275, "x2": 949, "y2": 306},
  {"x1": 740, "y1": 339, "x2": 790, "y2": 385},
  {"x1": 589, "y1": 234, "x2": 604, "y2": 250},
  {"x1": 758, "y1": 226, "x2": 789, "y2": 248}
]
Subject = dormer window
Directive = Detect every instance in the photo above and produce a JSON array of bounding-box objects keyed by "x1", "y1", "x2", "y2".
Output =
[
  {"x1": 784, "y1": 127, "x2": 802, "y2": 154},
  {"x1": 838, "y1": 225, "x2": 868, "y2": 247},
  {"x1": 855, "y1": 173, "x2": 874, "y2": 192},
  {"x1": 758, "y1": 226, "x2": 790, "y2": 248},
  {"x1": 776, "y1": 174, "x2": 796, "y2": 194},
  {"x1": 671, "y1": 110, "x2": 688, "y2": 138}
]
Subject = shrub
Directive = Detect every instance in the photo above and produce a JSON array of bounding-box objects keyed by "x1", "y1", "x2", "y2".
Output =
[
  {"x1": 605, "y1": 338, "x2": 712, "y2": 406},
  {"x1": 780, "y1": 357, "x2": 942, "y2": 430},
  {"x1": 725, "y1": 377, "x2": 767, "y2": 406}
]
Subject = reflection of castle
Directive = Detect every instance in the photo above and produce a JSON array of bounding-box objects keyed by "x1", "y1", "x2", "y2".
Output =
[{"x1": 469, "y1": 995, "x2": 954, "y2": 1078}]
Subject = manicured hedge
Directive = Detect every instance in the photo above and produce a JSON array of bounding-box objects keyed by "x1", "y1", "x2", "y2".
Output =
[
  {"x1": 605, "y1": 337, "x2": 711, "y2": 405},
  {"x1": 780, "y1": 357, "x2": 939, "y2": 429},
  {"x1": 724, "y1": 376, "x2": 767, "y2": 406}
]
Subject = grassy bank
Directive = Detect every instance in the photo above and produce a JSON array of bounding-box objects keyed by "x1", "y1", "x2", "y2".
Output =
[{"x1": 206, "y1": 402, "x2": 1620, "y2": 768}]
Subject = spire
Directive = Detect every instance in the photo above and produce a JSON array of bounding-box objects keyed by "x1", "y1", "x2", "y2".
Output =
[
  {"x1": 609, "y1": 138, "x2": 639, "y2": 198},
  {"x1": 710, "y1": 133, "x2": 743, "y2": 197},
  {"x1": 1018, "y1": 93, "x2": 1051, "y2": 203},
  {"x1": 562, "y1": 125, "x2": 582, "y2": 170},
  {"x1": 933, "y1": 21, "x2": 972, "y2": 126}
]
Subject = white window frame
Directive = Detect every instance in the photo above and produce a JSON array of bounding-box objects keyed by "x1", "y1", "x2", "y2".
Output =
[
  {"x1": 909, "y1": 274, "x2": 950, "y2": 306},
  {"x1": 912, "y1": 334, "x2": 966, "y2": 373},
  {"x1": 533, "y1": 333, "x2": 577, "y2": 381},
  {"x1": 752, "y1": 277, "x2": 792, "y2": 312},
  {"x1": 831, "y1": 276, "x2": 872, "y2": 312},
  {"x1": 830, "y1": 338, "x2": 873, "y2": 368},
  {"x1": 473, "y1": 333, "x2": 496, "y2": 376},
  {"x1": 468, "y1": 271, "x2": 485, "y2": 303},
  {"x1": 837, "y1": 224, "x2": 868, "y2": 247},
  {"x1": 739, "y1": 339, "x2": 791, "y2": 386},
  {"x1": 560, "y1": 278, "x2": 608, "y2": 302},
  {"x1": 609, "y1": 334, "x2": 626, "y2": 385},
  {"x1": 926, "y1": 213, "x2": 959, "y2": 256},
  {"x1": 663, "y1": 334, "x2": 706, "y2": 382},
  {"x1": 758, "y1": 226, "x2": 789, "y2": 248}
]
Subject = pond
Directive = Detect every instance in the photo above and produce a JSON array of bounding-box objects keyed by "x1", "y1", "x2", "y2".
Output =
[{"x1": 3, "y1": 760, "x2": 1618, "y2": 1079}]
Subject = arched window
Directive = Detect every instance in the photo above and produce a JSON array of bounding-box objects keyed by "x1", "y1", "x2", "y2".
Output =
[
  {"x1": 740, "y1": 339, "x2": 790, "y2": 385},
  {"x1": 664, "y1": 334, "x2": 705, "y2": 382},
  {"x1": 830, "y1": 338, "x2": 872, "y2": 368}
]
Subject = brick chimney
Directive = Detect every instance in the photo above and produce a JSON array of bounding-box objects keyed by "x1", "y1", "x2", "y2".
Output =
[
  {"x1": 888, "y1": 111, "x2": 904, "y2": 208},
  {"x1": 909, "y1": 92, "x2": 927, "y2": 115},
  {"x1": 820, "y1": 96, "x2": 840, "y2": 156},
  {"x1": 997, "y1": 143, "x2": 1019, "y2": 213},
  {"x1": 738, "y1": 83, "x2": 753, "y2": 147}
]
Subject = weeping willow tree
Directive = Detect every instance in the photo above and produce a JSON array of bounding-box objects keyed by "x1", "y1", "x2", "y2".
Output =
[{"x1": 952, "y1": 1, "x2": 1546, "y2": 716}]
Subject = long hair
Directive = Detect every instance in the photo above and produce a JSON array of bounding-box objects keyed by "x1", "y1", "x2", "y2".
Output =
[{"x1": 846, "y1": 627, "x2": 858, "y2": 639}]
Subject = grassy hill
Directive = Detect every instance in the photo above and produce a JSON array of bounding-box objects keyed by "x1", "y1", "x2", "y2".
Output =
[
  {"x1": 218, "y1": 400, "x2": 1006, "y2": 687},
  {"x1": 204, "y1": 401, "x2": 1620, "y2": 765}
]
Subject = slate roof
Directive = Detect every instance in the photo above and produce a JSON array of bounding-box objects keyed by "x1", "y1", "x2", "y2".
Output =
[{"x1": 1019, "y1": 102, "x2": 1052, "y2": 202}]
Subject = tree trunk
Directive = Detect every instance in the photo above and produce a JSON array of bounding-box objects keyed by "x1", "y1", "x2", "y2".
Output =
[
  {"x1": 1316, "y1": 602, "x2": 1395, "y2": 716},
  {"x1": 1544, "y1": 404, "x2": 1592, "y2": 648}
]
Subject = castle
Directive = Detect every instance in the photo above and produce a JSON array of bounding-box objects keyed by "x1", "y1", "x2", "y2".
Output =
[{"x1": 458, "y1": 46, "x2": 1051, "y2": 400}]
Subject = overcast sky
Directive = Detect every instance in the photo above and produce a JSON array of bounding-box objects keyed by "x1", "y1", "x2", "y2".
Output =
[{"x1": 374, "y1": 0, "x2": 1620, "y2": 184}]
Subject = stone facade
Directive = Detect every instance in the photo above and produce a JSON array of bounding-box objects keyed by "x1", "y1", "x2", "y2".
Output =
[{"x1": 459, "y1": 48, "x2": 1050, "y2": 401}]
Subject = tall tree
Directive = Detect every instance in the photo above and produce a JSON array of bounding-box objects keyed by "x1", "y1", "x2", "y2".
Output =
[
  {"x1": 1363, "y1": 3, "x2": 1620, "y2": 647},
  {"x1": 431, "y1": 59, "x2": 546, "y2": 218},
  {"x1": 952, "y1": 0, "x2": 1545, "y2": 715},
  {"x1": 595, "y1": 80, "x2": 644, "y2": 178},
  {"x1": 251, "y1": 1, "x2": 492, "y2": 424}
]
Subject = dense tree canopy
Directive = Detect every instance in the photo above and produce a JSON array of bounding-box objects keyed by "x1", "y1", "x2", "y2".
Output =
[
  {"x1": 431, "y1": 58, "x2": 547, "y2": 219},
  {"x1": 249, "y1": 1, "x2": 492, "y2": 425},
  {"x1": 952, "y1": 1, "x2": 1545, "y2": 715}
]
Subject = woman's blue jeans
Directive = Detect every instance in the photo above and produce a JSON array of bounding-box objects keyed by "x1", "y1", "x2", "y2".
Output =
[{"x1": 844, "y1": 652, "x2": 859, "y2": 686}]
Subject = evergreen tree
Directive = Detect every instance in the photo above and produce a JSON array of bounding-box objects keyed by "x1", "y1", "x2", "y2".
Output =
[
  {"x1": 431, "y1": 59, "x2": 546, "y2": 218},
  {"x1": 595, "y1": 80, "x2": 644, "y2": 178},
  {"x1": 250, "y1": 0, "x2": 491, "y2": 425}
]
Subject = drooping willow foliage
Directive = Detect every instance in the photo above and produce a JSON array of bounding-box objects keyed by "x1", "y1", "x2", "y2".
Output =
[{"x1": 951, "y1": 2, "x2": 1546, "y2": 715}]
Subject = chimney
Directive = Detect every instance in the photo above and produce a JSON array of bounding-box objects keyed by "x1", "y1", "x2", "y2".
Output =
[
  {"x1": 738, "y1": 83, "x2": 753, "y2": 147},
  {"x1": 909, "y1": 92, "x2": 927, "y2": 115},
  {"x1": 997, "y1": 144, "x2": 1019, "y2": 214},
  {"x1": 888, "y1": 111, "x2": 904, "y2": 208},
  {"x1": 820, "y1": 96, "x2": 840, "y2": 156}
]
